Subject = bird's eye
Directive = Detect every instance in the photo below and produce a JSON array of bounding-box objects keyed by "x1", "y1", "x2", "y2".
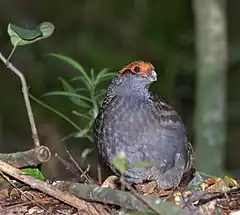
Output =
[{"x1": 133, "y1": 66, "x2": 140, "y2": 73}]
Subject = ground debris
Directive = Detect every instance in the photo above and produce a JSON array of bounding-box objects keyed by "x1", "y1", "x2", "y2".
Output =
[
  {"x1": 0, "y1": 175, "x2": 239, "y2": 215},
  {"x1": 0, "y1": 187, "x2": 76, "y2": 215}
]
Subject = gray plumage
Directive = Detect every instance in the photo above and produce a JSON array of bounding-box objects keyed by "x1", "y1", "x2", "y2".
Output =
[{"x1": 94, "y1": 61, "x2": 193, "y2": 189}]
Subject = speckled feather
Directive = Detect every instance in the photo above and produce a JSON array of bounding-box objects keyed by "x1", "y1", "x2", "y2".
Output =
[{"x1": 94, "y1": 61, "x2": 193, "y2": 189}]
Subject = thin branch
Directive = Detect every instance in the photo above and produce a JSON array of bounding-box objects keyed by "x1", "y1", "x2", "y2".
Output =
[
  {"x1": 0, "y1": 52, "x2": 40, "y2": 148},
  {"x1": 66, "y1": 149, "x2": 91, "y2": 183},
  {"x1": 55, "y1": 181, "x2": 193, "y2": 215},
  {"x1": 0, "y1": 146, "x2": 51, "y2": 168},
  {"x1": 122, "y1": 180, "x2": 162, "y2": 214},
  {"x1": 0, "y1": 171, "x2": 48, "y2": 212},
  {"x1": 0, "y1": 159, "x2": 106, "y2": 214}
]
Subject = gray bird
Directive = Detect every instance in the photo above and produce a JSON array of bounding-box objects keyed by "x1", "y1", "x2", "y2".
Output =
[{"x1": 94, "y1": 61, "x2": 193, "y2": 189}]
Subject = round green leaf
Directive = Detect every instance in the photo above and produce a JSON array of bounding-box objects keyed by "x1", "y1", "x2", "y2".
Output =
[
  {"x1": 7, "y1": 22, "x2": 55, "y2": 46},
  {"x1": 38, "y1": 22, "x2": 55, "y2": 38}
]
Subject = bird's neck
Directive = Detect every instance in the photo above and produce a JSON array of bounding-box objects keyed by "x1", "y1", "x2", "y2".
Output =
[{"x1": 108, "y1": 75, "x2": 151, "y2": 99}]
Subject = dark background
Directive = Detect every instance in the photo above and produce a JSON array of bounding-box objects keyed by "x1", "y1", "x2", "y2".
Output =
[{"x1": 0, "y1": 0, "x2": 239, "y2": 180}]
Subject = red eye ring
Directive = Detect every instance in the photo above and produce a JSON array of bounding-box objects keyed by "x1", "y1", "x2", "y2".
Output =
[{"x1": 119, "y1": 61, "x2": 155, "y2": 75}]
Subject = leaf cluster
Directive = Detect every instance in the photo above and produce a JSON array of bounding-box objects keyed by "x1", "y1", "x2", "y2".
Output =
[{"x1": 38, "y1": 53, "x2": 116, "y2": 141}]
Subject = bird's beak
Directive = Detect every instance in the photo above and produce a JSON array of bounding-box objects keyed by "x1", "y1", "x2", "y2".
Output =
[{"x1": 147, "y1": 70, "x2": 157, "y2": 82}]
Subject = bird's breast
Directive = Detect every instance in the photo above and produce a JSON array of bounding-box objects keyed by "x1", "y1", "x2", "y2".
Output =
[{"x1": 100, "y1": 97, "x2": 161, "y2": 147}]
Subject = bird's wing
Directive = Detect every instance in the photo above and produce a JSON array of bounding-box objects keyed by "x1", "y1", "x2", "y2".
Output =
[
  {"x1": 148, "y1": 94, "x2": 184, "y2": 125},
  {"x1": 152, "y1": 94, "x2": 194, "y2": 166}
]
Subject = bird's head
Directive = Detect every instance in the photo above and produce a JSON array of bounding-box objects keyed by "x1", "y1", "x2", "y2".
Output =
[
  {"x1": 108, "y1": 61, "x2": 157, "y2": 96},
  {"x1": 119, "y1": 61, "x2": 157, "y2": 84}
]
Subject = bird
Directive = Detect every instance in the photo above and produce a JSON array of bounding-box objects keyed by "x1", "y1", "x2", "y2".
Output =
[{"x1": 94, "y1": 61, "x2": 193, "y2": 189}]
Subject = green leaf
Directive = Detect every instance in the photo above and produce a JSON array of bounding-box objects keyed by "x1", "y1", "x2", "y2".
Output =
[
  {"x1": 70, "y1": 76, "x2": 85, "y2": 81},
  {"x1": 95, "y1": 68, "x2": 110, "y2": 79},
  {"x1": 75, "y1": 87, "x2": 88, "y2": 93},
  {"x1": 9, "y1": 24, "x2": 42, "y2": 41},
  {"x1": 39, "y1": 22, "x2": 55, "y2": 38},
  {"x1": 43, "y1": 91, "x2": 92, "y2": 108},
  {"x1": 8, "y1": 22, "x2": 54, "y2": 46},
  {"x1": 61, "y1": 132, "x2": 77, "y2": 142},
  {"x1": 99, "y1": 72, "x2": 116, "y2": 80},
  {"x1": 21, "y1": 168, "x2": 45, "y2": 181},
  {"x1": 95, "y1": 89, "x2": 107, "y2": 99},
  {"x1": 112, "y1": 152, "x2": 127, "y2": 174},
  {"x1": 48, "y1": 53, "x2": 92, "y2": 90},
  {"x1": 72, "y1": 110, "x2": 92, "y2": 120},
  {"x1": 81, "y1": 148, "x2": 94, "y2": 160},
  {"x1": 75, "y1": 128, "x2": 89, "y2": 138},
  {"x1": 95, "y1": 69, "x2": 115, "y2": 85},
  {"x1": 58, "y1": 77, "x2": 91, "y2": 108},
  {"x1": 129, "y1": 160, "x2": 152, "y2": 169},
  {"x1": 30, "y1": 94, "x2": 83, "y2": 134},
  {"x1": 75, "y1": 118, "x2": 94, "y2": 138}
]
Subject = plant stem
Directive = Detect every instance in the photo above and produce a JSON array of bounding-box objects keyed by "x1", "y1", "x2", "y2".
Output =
[
  {"x1": 0, "y1": 52, "x2": 41, "y2": 148},
  {"x1": 6, "y1": 45, "x2": 17, "y2": 63},
  {"x1": 30, "y1": 94, "x2": 93, "y2": 142},
  {"x1": 121, "y1": 179, "x2": 162, "y2": 215}
]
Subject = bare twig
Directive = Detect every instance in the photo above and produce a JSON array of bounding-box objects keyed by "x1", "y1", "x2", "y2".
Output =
[
  {"x1": 195, "y1": 188, "x2": 240, "y2": 206},
  {"x1": 0, "y1": 171, "x2": 48, "y2": 213},
  {"x1": 0, "y1": 158, "x2": 192, "y2": 214},
  {"x1": 55, "y1": 181, "x2": 193, "y2": 215},
  {"x1": 0, "y1": 159, "x2": 106, "y2": 214},
  {"x1": 64, "y1": 151, "x2": 113, "y2": 215},
  {"x1": 0, "y1": 52, "x2": 40, "y2": 148},
  {"x1": 122, "y1": 180, "x2": 162, "y2": 214},
  {"x1": 66, "y1": 149, "x2": 91, "y2": 183}
]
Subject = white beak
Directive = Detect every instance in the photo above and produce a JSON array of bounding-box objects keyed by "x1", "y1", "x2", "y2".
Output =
[{"x1": 151, "y1": 70, "x2": 157, "y2": 82}]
